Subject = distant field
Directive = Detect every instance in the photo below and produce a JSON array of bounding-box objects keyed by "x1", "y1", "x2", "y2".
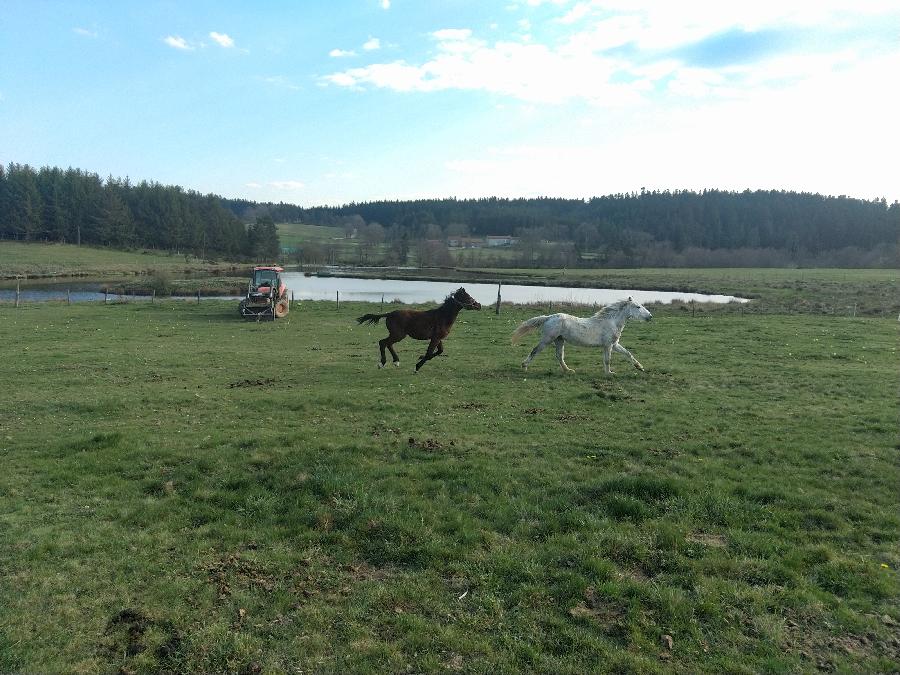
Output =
[
  {"x1": 0, "y1": 241, "x2": 244, "y2": 279},
  {"x1": 275, "y1": 222, "x2": 344, "y2": 248},
  {"x1": 0, "y1": 299, "x2": 897, "y2": 672}
]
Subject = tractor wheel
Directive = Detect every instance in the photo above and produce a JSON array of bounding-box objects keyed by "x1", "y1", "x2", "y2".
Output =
[
  {"x1": 274, "y1": 298, "x2": 290, "y2": 319},
  {"x1": 238, "y1": 299, "x2": 249, "y2": 318}
]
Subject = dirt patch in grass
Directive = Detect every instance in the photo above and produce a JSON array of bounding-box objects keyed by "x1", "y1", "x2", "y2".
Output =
[
  {"x1": 202, "y1": 553, "x2": 278, "y2": 598},
  {"x1": 568, "y1": 586, "x2": 628, "y2": 641},
  {"x1": 455, "y1": 402, "x2": 488, "y2": 410},
  {"x1": 781, "y1": 613, "x2": 900, "y2": 671},
  {"x1": 99, "y1": 608, "x2": 182, "y2": 668},
  {"x1": 228, "y1": 377, "x2": 278, "y2": 388},
  {"x1": 408, "y1": 437, "x2": 454, "y2": 451}
]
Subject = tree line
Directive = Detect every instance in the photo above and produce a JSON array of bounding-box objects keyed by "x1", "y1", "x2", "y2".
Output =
[
  {"x1": 224, "y1": 190, "x2": 900, "y2": 267},
  {"x1": 0, "y1": 163, "x2": 279, "y2": 259}
]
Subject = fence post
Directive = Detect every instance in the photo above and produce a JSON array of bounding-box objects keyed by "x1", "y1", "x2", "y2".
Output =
[
  {"x1": 495, "y1": 283, "x2": 501, "y2": 315},
  {"x1": 852, "y1": 304, "x2": 856, "y2": 318},
  {"x1": 381, "y1": 294, "x2": 384, "y2": 311},
  {"x1": 67, "y1": 288, "x2": 71, "y2": 305},
  {"x1": 104, "y1": 288, "x2": 108, "y2": 304},
  {"x1": 15, "y1": 281, "x2": 20, "y2": 309},
  {"x1": 151, "y1": 289, "x2": 155, "y2": 304},
  {"x1": 691, "y1": 299, "x2": 695, "y2": 318},
  {"x1": 197, "y1": 290, "x2": 201, "y2": 304},
  {"x1": 336, "y1": 290, "x2": 340, "y2": 310}
]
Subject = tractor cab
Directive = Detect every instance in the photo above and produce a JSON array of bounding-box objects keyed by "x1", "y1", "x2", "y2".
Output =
[{"x1": 252, "y1": 267, "x2": 280, "y2": 291}]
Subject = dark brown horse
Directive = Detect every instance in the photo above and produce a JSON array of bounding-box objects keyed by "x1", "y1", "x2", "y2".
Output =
[{"x1": 356, "y1": 287, "x2": 482, "y2": 371}]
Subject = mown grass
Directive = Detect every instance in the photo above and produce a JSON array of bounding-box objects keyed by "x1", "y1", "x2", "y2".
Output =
[{"x1": 0, "y1": 298, "x2": 898, "y2": 673}]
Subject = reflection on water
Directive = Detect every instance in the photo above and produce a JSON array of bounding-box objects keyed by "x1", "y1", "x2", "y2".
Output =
[{"x1": 0, "y1": 274, "x2": 747, "y2": 305}]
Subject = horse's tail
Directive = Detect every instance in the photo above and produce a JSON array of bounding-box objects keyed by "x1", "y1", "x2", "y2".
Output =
[
  {"x1": 356, "y1": 313, "x2": 386, "y2": 325},
  {"x1": 511, "y1": 315, "x2": 551, "y2": 343}
]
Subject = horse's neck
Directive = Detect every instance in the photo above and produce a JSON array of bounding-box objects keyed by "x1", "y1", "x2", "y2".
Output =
[
  {"x1": 593, "y1": 306, "x2": 628, "y2": 331},
  {"x1": 441, "y1": 300, "x2": 463, "y2": 323}
]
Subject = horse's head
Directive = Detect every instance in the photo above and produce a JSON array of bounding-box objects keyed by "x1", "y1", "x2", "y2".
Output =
[
  {"x1": 626, "y1": 296, "x2": 652, "y2": 321},
  {"x1": 452, "y1": 287, "x2": 481, "y2": 310}
]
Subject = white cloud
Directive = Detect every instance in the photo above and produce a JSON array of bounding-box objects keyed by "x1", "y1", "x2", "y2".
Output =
[
  {"x1": 323, "y1": 1, "x2": 900, "y2": 111},
  {"x1": 324, "y1": 31, "x2": 645, "y2": 105},
  {"x1": 163, "y1": 35, "x2": 193, "y2": 50},
  {"x1": 270, "y1": 180, "x2": 305, "y2": 190},
  {"x1": 363, "y1": 37, "x2": 381, "y2": 51},
  {"x1": 432, "y1": 29, "x2": 473, "y2": 41},
  {"x1": 330, "y1": 48, "x2": 356, "y2": 57},
  {"x1": 437, "y1": 46, "x2": 900, "y2": 201},
  {"x1": 245, "y1": 182, "x2": 263, "y2": 189},
  {"x1": 557, "y1": 3, "x2": 592, "y2": 25},
  {"x1": 209, "y1": 32, "x2": 235, "y2": 48},
  {"x1": 263, "y1": 76, "x2": 300, "y2": 90},
  {"x1": 73, "y1": 27, "x2": 98, "y2": 38}
]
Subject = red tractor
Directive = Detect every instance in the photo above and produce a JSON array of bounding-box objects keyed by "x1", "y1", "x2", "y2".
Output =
[{"x1": 239, "y1": 266, "x2": 290, "y2": 320}]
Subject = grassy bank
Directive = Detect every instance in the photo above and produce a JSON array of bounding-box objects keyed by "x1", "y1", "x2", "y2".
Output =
[{"x1": 0, "y1": 299, "x2": 897, "y2": 673}]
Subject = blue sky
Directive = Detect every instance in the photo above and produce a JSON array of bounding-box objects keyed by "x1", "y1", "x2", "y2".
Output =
[{"x1": 2, "y1": 1, "x2": 898, "y2": 206}]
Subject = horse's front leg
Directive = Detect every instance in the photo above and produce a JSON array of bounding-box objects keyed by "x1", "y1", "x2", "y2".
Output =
[
  {"x1": 613, "y1": 343, "x2": 643, "y2": 371},
  {"x1": 554, "y1": 337, "x2": 574, "y2": 373},
  {"x1": 602, "y1": 345, "x2": 614, "y2": 374},
  {"x1": 415, "y1": 336, "x2": 441, "y2": 372}
]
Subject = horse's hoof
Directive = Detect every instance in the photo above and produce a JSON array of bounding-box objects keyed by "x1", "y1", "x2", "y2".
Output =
[
  {"x1": 393, "y1": 361, "x2": 401, "y2": 367},
  {"x1": 378, "y1": 362, "x2": 385, "y2": 369},
  {"x1": 635, "y1": 363, "x2": 644, "y2": 371},
  {"x1": 565, "y1": 368, "x2": 575, "y2": 374}
]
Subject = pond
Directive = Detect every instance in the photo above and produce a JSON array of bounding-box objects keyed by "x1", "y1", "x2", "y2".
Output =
[
  {"x1": 279, "y1": 274, "x2": 746, "y2": 306},
  {"x1": 0, "y1": 274, "x2": 747, "y2": 305}
]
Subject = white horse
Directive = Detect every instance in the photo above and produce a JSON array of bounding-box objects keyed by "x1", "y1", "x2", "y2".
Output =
[{"x1": 512, "y1": 297, "x2": 652, "y2": 374}]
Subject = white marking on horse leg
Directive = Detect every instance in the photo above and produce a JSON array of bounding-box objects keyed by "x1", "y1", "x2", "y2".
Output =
[
  {"x1": 394, "y1": 361, "x2": 401, "y2": 367},
  {"x1": 378, "y1": 362, "x2": 385, "y2": 369}
]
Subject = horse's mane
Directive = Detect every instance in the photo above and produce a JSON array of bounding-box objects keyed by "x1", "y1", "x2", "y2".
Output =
[{"x1": 591, "y1": 299, "x2": 629, "y2": 319}]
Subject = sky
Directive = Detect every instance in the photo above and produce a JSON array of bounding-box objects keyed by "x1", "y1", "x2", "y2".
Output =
[{"x1": 1, "y1": 1, "x2": 898, "y2": 206}]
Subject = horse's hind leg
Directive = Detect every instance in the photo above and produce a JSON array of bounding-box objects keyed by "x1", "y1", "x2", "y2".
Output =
[
  {"x1": 613, "y1": 342, "x2": 643, "y2": 371},
  {"x1": 554, "y1": 337, "x2": 574, "y2": 373},
  {"x1": 522, "y1": 336, "x2": 553, "y2": 370},
  {"x1": 378, "y1": 337, "x2": 390, "y2": 368}
]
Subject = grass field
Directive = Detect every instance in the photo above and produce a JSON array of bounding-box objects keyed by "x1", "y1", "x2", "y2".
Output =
[
  {"x1": 1, "y1": 297, "x2": 897, "y2": 673},
  {"x1": 0, "y1": 241, "x2": 243, "y2": 280}
]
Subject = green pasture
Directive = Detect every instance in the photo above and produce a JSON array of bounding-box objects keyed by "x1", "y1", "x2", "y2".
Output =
[
  {"x1": 275, "y1": 222, "x2": 344, "y2": 249},
  {"x1": 0, "y1": 241, "x2": 242, "y2": 280},
  {"x1": 0, "y1": 297, "x2": 897, "y2": 673}
]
